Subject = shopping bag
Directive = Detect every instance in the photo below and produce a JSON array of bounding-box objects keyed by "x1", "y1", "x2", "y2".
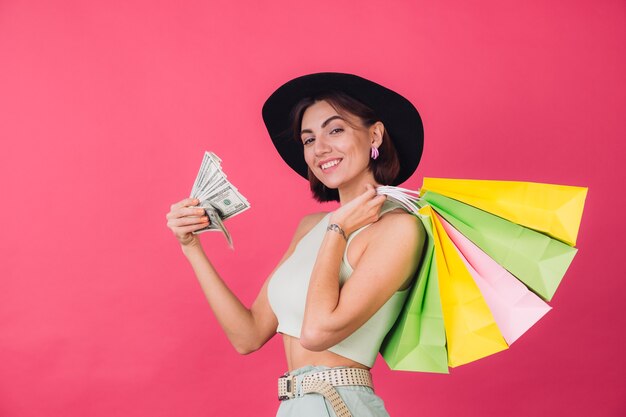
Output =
[
  {"x1": 437, "y1": 214, "x2": 552, "y2": 344},
  {"x1": 421, "y1": 178, "x2": 588, "y2": 246},
  {"x1": 424, "y1": 205, "x2": 508, "y2": 367},
  {"x1": 377, "y1": 178, "x2": 587, "y2": 372},
  {"x1": 421, "y1": 191, "x2": 577, "y2": 302},
  {"x1": 381, "y1": 209, "x2": 449, "y2": 373}
]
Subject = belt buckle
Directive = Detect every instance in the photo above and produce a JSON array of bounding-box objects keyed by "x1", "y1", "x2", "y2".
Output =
[{"x1": 278, "y1": 372, "x2": 296, "y2": 401}]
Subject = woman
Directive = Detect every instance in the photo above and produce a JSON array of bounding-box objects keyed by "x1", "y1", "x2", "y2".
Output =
[{"x1": 166, "y1": 73, "x2": 426, "y2": 416}]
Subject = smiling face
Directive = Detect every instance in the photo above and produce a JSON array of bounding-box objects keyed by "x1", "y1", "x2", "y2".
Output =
[{"x1": 300, "y1": 100, "x2": 379, "y2": 191}]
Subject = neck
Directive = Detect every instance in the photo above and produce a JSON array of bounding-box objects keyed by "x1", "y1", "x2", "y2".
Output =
[{"x1": 337, "y1": 171, "x2": 380, "y2": 205}]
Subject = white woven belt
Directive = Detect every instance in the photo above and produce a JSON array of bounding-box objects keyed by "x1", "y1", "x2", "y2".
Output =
[{"x1": 278, "y1": 368, "x2": 374, "y2": 417}]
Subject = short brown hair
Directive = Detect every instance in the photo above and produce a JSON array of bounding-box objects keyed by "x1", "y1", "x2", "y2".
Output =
[{"x1": 290, "y1": 91, "x2": 400, "y2": 202}]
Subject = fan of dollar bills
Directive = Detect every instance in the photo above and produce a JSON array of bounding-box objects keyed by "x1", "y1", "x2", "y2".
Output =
[{"x1": 190, "y1": 151, "x2": 250, "y2": 248}]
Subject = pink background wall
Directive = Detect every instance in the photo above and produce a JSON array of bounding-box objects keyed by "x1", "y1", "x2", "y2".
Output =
[{"x1": 1, "y1": 1, "x2": 624, "y2": 416}]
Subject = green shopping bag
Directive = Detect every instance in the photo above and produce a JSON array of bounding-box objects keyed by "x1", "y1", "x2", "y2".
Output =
[
  {"x1": 380, "y1": 211, "x2": 449, "y2": 373},
  {"x1": 421, "y1": 191, "x2": 578, "y2": 302}
]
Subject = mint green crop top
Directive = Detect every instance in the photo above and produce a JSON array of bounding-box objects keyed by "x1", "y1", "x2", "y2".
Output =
[{"x1": 267, "y1": 200, "x2": 413, "y2": 367}]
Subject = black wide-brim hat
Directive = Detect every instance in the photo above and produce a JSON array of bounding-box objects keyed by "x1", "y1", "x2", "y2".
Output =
[{"x1": 262, "y1": 72, "x2": 424, "y2": 185}]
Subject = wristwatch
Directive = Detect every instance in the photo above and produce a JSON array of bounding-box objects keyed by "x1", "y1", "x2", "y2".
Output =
[{"x1": 327, "y1": 223, "x2": 347, "y2": 241}]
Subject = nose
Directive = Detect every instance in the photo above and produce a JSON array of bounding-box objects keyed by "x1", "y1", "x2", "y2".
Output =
[{"x1": 313, "y1": 135, "x2": 331, "y2": 156}]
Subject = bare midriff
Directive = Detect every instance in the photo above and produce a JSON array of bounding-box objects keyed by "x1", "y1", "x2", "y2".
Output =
[{"x1": 282, "y1": 334, "x2": 369, "y2": 371}]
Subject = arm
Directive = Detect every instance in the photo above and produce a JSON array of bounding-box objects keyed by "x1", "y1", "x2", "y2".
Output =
[
  {"x1": 300, "y1": 189, "x2": 425, "y2": 351},
  {"x1": 180, "y1": 244, "x2": 276, "y2": 354},
  {"x1": 167, "y1": 197, "x2": 323, "y2": 354}
]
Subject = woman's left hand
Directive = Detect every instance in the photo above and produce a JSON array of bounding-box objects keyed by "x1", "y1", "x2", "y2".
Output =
[{"x1": 329, "y1": 184, "x2": 387, "y2": 236}]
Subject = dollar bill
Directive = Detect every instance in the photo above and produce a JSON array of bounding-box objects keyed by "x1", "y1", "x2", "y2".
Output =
[
  {"x1": 192, "y1": 153, "x2": 222, "y2": 199},
  {"x1": 194, "y1": 205, "x2": 233, "y2": 248},
  {"x1": 189, "y1": 151, "x2": 249, "y2": 248},
  {"x1": 190, "y1": 152, "x2": 218, "y2": 197},
  {"x1": 202, "y1": 184, "x2": 250, "y2": 220}
]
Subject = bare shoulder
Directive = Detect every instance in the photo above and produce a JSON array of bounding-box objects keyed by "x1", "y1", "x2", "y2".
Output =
[
  {"x1": 371, "y1": 208, "x2": 425, "y2": 246},
  {"x1": 347, "y1": 208, "x2": 425, "y2": 292},
  {"x1": 275, "y1": 212, "x2": 328, "y2": 265},
  {"x1": 298, "y1": 212, "x2": 328, "y2": 231},
  {"x1": 291, "y1": 212, "x2": 328, "y2": 244}
]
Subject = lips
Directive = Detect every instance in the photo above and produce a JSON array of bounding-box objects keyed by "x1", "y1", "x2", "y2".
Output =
[{"x1": 319, "y1": 158, "x2": 342, "y2": 171}]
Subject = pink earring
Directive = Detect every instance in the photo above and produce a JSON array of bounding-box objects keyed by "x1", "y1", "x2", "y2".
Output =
[{"x1": 370, "y1": 146, "x2": 379, "y2": 160}]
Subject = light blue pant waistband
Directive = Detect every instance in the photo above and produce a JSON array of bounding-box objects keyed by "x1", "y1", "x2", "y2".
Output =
[{"x1": 276, "y1": 365, "x2": 390, "y2": 417}]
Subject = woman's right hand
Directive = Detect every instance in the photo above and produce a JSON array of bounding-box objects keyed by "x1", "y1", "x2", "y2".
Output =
[
  {"x1": 329, "y1": 184, "x2": 387, "y2": 236},
  {"x1": 166, "y1": 197, "x2": 210, "y2": 246}
]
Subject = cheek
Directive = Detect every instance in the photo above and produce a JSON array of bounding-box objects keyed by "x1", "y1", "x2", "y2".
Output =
[
  {"x1": 303, "y1": 148, "x2": 316, "y2": 167},
  {"x1": 349, "y1": 140, "x2": 371, "y2": 161}
]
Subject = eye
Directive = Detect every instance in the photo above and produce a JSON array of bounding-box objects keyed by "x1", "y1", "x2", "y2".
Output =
[
  {"x1": 302, "y1": 137, "x2": 315, "y2": 146},
  {"x1": 330, "y1": 128, "x2": 344, "y2": 134}
]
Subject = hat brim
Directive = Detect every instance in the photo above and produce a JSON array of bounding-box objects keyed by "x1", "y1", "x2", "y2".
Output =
[{"x1": 262, "y1": 72, "x2": 424, "y2": 185}]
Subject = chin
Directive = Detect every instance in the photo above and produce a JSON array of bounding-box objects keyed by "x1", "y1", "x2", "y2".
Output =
[
  {"x1": 315, "y1": 171, "x2": 367, "y2": 191},
  {"x1": 316, "y1": 176, "x2": 343, "y2": 190},
  {"x1": 307, "y1": 169, "x2": 333, "y2": 187}
]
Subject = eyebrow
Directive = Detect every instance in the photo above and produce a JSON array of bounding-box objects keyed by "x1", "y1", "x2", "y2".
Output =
[{"x1": 300, "y1": 115, "x2": 344, "y2": 135}]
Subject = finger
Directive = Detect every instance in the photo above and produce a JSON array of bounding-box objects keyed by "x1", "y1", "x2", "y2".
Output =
[
  {"x1": 166, "y1": 206, "x2": 206, "y2": 220},
  {"x1": 177, "y1": 223, "x2": 207, "y2": 235},
  {"x1": 366, "y1": 194, "x2": 387, "y2": 208},
  {"x1": 169, "y1": 216, "x2": 209, "y2": 228},
  {"x1": 181, "y1": 207, "x2": 208, "y2": 217},
  {"x1": 171, "y1": 198, "x2": 200, "y2": 211},
  {"x1": 178, "y1": 216, "x2": 209, "y2": 227},
  {"x1": 357, "y1": 186, "x2": 377, "y2": 202},
  {"x1": 363, "y1": 184, "x2": 377, "y2": 195}
]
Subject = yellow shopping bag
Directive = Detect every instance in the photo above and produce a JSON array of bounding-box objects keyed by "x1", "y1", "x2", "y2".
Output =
[
  {"x1": 421, "y1": 178, "x2": 588, "y2": 246},
  {"x1": 422, "y1": 205, "x2": 508, "y2": 367}
]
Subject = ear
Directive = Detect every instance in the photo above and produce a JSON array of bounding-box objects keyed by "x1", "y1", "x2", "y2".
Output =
[{"x1": 370, "y1": 121, "x2": 384, "y2": 148}]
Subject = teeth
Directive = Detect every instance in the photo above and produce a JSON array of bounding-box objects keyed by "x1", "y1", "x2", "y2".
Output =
[{"x1": 321, "y1": 159, "x2": 341, "y2": 170}]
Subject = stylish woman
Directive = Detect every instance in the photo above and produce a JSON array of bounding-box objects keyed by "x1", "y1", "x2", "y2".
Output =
[{"x1": 166, "y1": 73, "x2": 426, "y2": 416}]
